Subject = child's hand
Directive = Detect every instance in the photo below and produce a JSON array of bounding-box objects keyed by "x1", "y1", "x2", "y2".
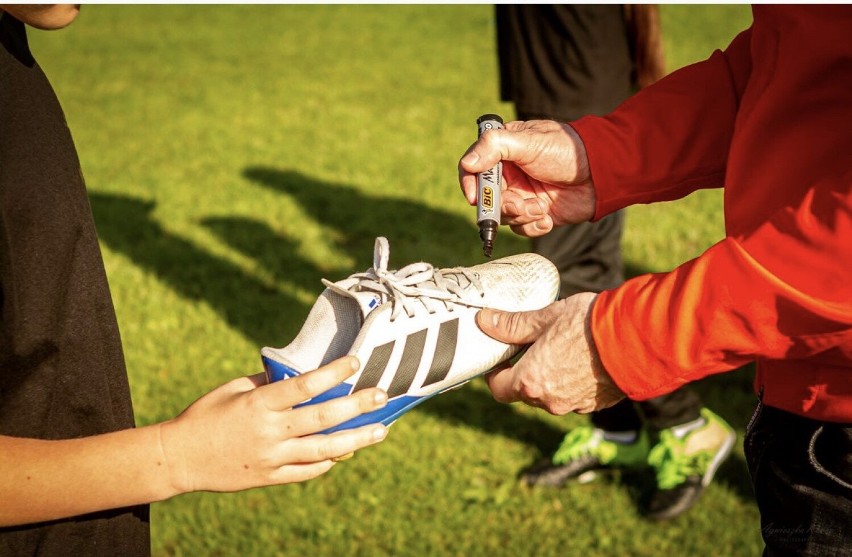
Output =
[{"x1": 159, "y1": 356, "x2": 387, "y2": 494}]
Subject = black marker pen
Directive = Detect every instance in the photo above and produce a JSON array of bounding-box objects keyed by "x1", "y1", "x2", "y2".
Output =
[{"x1": 475, "y1": 114, "x2": 503, "y2": 258}]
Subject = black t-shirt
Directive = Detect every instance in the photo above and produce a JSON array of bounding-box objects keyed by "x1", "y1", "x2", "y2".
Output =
[
  {"x1": 496, "y1": 5, "x2": 634, "y2": 121},
  {"x1": 0, "y1": 14, "x2": 150, "y2": 556}
]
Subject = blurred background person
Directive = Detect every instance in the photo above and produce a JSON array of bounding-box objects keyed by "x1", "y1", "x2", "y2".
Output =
[{"x1": 494, "y1": 4, "x2": 735, "y2": 520}]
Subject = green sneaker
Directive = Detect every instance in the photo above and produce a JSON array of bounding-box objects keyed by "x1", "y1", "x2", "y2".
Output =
[
  {"x1": 645, "y1": 408, "x2": 736, "y2": 520},
  {"x1": 522, "y1": 425, "x2": 650, "y2": 487}
]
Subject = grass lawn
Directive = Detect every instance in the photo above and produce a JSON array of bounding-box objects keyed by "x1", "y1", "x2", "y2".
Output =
[{"x1": 30, "y1": 5, "x2": 758, "y2": 556}]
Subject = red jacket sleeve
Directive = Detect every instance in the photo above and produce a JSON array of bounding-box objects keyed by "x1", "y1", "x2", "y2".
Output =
[
  {"x1": 571, "y1": 28, "x2": 753, "y2": 219},
  {"x1": 574, "y1": 7, "x2": 852, "y2": 403},
  {"x1": 591, "y1": 172, "x2": 852, "y2": 399}
]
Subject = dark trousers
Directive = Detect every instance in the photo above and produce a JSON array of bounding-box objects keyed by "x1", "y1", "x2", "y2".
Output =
[
  {"x1": 592, "y1": 390, "x2": 704, "y2": 432},
  {"x1": 746, "y1": 403, "x2": 852, "y2": 556},
  {"x1": 531, "y1": 212, "x2": 626, "y2": 295}
]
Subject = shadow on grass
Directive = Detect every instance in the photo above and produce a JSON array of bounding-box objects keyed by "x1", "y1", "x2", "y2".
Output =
[
  {"x1": 92, "y1": 175, "x2": 758, "y2": 511},
  {"x1": 410, "y1": 256, "x2": 758, "y2": 511},
  {"x1": 241, "y1": 166, "x2": 530, "y2": 269},
  {"x1": 90, "y1": 193, "x2": 315, "y2": 346},
  {"x1": 414, "y1": 363, "x2": 757, "y2": 511},
  {"x1": 91, "y1": 168, "x2": 527, "y2": 349}
]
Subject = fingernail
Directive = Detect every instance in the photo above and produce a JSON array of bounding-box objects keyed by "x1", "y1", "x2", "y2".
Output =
[
  {"x1": 505, "y1": 202, "x2": 519, "y2": 214},
  {"x1": 528, "y1": 203, "x2": 544, "y2": 216},
  {"x1": 374, "y1": 390, "x2": 388, "y2": 407},
  {"x1": 533, "y1": 220, "x2": 549, "y2": 231},
  {"x1": 462, "y1": 152, "x2": 479, "y2": 166},
  {"x1": 478, "y1": 309, "x2": 499, "y2": 328},
  {"x1": 332, "y1": 452, "x2": 355, "y2": 462},
  {"x1": 372, "y1": 426, "x2": 388, "y2": 441},
  {"x1": 349, "y1": 357, "x2": 360, "y2": 371}
]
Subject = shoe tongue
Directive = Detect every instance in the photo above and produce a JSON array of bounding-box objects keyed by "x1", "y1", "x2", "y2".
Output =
[
  {"x1": 324, "y1": 279, "x2": 383, "y2": 321},
  {"x1": 347, "y1": 289, "x2": 383, "y2": 319},
  {"x1": 314, "y1": 237, "x2": 392, "y2": 323}
]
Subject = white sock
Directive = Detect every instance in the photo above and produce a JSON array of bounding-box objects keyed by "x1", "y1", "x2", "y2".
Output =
[
  {"x1": 670, "y1": 417, "x2": 707, "y2": 439},
  {"x1": 601, "y1": 430, "x2": 639, "y2": 444}
]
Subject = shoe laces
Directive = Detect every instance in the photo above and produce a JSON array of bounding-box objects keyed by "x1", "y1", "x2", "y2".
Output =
[
  {"x1": 324, "y1": 243, "x2": 486, "y2": 321},
  {"x1": 648, "y1": 430, "x2": 712, "y2": 490},
  {"x1": 552, "y1": 427, "x2": 611, "y2": 465}
]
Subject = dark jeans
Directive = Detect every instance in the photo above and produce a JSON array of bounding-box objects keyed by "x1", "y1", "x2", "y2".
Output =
[{"x1": 746, "y1": 403, "x2": 852, "y2": 556}]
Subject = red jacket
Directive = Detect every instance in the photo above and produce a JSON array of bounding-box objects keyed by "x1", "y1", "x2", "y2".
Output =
[{"x1": 571, "y1": 6, "x2": 852, "y2": 422}]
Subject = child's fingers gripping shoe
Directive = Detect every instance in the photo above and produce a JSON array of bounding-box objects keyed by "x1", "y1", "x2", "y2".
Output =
[{"x1": 261, "y1": 237, "x2": 560, "y2": 432}]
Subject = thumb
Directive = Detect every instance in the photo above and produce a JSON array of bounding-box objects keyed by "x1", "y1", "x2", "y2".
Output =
[
  {"x1": 459, "y1": 127, "x2": 528, "y2": 174},
  {"x1": 476, "y1": 306, "x2": 551, "y2": 344}
]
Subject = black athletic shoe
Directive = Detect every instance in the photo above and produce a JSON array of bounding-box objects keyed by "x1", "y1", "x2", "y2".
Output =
[
  {"x1": 644, "y1": 477, "x2": 705, "y2": 521},
  {"x1": 522, "y1": 426, "x2": 650, "y2": 487},
  {"x1": 521, "y1": 455, "x2": 602, "y2": 487},
  {"x1": 643, "y1": 409, "x2": 736, "y2": 521}
]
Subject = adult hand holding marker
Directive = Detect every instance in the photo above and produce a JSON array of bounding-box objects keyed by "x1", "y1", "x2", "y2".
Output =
[
  {"x1": 459, "y1": 119, "x2": 597, "y2": 240},
  {"x1": 475, "y1": 114, "x2": 504, "y2": 257}
]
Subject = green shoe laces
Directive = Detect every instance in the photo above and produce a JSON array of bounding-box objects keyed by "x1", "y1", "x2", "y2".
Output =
[
  {"x1": 648, "y1": 429, "x2": 713, "y2": 490},
  {"x1": 552, "y1": 427, "x2": 609, "y2": 465},
  {"x1": 552, "y1": 426, "x2": 648, "y2": 467}
]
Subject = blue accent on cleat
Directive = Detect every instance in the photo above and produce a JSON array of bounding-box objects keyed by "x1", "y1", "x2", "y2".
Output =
[
  {"x1": 263, "y1": 357, "x2": 300, "y2": 382},
  {"x1": 262, "y1": 357, "x2": 353, "y2": 402},
  {"x1": 321, "y1": 395, "x2": 421, "y2": 433},
  {"x1": 262, "y1": 355, "x2": 477, "y2": 433}
]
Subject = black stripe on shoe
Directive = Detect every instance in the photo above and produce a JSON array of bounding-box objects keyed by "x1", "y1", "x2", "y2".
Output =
[
  {"x1": 386, "y1": 328, "x2": 428, "y2": 397},
  {"x1": 422, "y1": 318, "x2": 459, "y2": 387},
  {"x1": 352, "y1": 341, "x2": 394, "y2": 392}
]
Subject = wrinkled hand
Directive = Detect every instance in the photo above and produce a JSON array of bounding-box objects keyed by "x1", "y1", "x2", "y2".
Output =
[
  {"x1": 458, "y1": 120, "x2": 596, "y2": 237},
  {"x1": 477, "y1": 293, "x2": 625, "y2": 414},
  {"x1": 158, "y1": 356, "x2": 387, "y2": 494}
]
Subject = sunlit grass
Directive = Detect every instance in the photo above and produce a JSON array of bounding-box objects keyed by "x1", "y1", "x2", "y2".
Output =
[{"x1": 30, "y1": 5, "x2": 758, "y2": 556}]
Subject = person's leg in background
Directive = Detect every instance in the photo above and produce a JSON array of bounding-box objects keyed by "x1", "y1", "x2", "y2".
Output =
[
  {"x1": 521, "y1": 298, "x2": 735, "y2": 520},
  {"x1": 641, "y1": 392, "x2": 735, "y2": 520},
  {"x1": 500, "y1": 5, "x2": 735, "y2": 520},
  {"x1": 531, "y1": 213, "x2": 625, "y2": 295},
  {"x1": 520, "y1": 206, "x2": 735, "y2": 520}
]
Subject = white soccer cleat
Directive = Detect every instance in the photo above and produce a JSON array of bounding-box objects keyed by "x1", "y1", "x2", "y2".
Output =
[{"x1": 261, "y1": 237, "x2": 559, "y2": 432}]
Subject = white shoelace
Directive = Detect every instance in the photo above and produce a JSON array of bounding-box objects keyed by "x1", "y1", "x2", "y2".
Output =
[{"x1": 325, "y1": 260, "x2": 486, "y2": 321}]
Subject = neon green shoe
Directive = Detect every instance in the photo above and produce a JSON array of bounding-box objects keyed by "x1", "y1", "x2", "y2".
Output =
[
  {"x1": 645, "y1": 409, "x2": 736, "y2": 520},
  {"x1": 522, "y1": 425, "x2": 650, "y2": 487}
]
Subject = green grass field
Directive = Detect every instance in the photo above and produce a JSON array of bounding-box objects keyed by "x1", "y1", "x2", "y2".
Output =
[{"x1": 30, "y1": 5, "x2": 758, "y2": 556}]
